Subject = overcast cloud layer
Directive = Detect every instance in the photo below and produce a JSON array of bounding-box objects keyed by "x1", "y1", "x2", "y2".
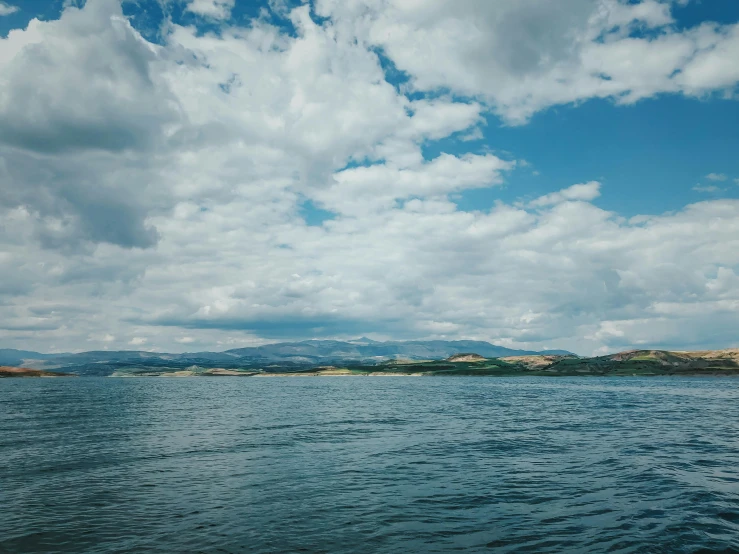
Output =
[{"x1": 1, "y1": 0, "x2": 738, "y2": 355}]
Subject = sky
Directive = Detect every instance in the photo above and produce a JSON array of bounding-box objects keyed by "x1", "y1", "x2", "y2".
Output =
[{"x1": 0, "y1": 0, "x2": 738, "y2": 356}]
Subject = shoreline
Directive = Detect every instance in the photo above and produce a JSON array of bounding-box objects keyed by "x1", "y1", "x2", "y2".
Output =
[{"x1": 4, "y1": 349, "x2": 739, "y2": 378}]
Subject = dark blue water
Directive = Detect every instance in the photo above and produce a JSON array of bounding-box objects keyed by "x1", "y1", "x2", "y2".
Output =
[{"x1": 2, "y1": 377, "x2": 739, "y2": 553}]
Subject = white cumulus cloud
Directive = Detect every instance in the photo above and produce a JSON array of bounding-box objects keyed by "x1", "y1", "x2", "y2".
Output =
[
  {"x1": 185, "y1": 0, "x2": 235, "y2": 20},
  {"x1": 0, "y1": 2, "x2": 18, "y2": 16},
  {"x1": 706, "y1": 173, "x2": 728, "y2": 181},
  {"x1": 693, "y1": 184, "x2": 721, "y2": 193},
  {"x1": 529, "y1": 182, "x2": 602, "y2": 208}
]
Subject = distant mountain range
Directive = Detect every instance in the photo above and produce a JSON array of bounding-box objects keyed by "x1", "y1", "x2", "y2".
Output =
[
  {"x1": 0, "y1": 340, "x2": 573, "y2": 376},
  {"x1": 5, "y1": 346, "x2": 739, "y2": 379}
]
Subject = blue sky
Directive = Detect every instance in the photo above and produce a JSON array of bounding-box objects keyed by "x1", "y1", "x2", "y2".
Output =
[
  {"x1": 1, "y1": 0, "x2": 738, "y2": 354},
  {"x1": 456, "y1": 94, "x2": 739, "y2": 216}
]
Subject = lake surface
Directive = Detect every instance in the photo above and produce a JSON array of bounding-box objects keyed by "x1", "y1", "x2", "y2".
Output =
[{"x1": 2, "y1": 377, "x2": 739, "y2": 553}]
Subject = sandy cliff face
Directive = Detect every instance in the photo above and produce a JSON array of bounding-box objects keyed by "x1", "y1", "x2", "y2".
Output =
[
  {"x1": 447, "y1": 354, "x2": 487, "y2": 362},
  {"x1": 606, "y1": 349, "x2": 739, "y2": 367},
  {"x1": 682, "y1": 349, "x2": 739, "y2": 361}
]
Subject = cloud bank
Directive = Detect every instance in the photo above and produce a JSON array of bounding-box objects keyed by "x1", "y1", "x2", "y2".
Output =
[{"x1": 0, "y1": 0, "x2": 738, "y2": 355}]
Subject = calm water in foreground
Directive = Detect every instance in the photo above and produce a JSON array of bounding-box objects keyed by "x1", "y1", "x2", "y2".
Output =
[{"x1": 2, "y1": 377, "x2": 739, "y2": 553}]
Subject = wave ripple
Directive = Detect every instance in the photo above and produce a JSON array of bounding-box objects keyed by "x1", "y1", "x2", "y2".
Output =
[{"x1": 2, "y1": 377, "x2": 739, "y2": 553}]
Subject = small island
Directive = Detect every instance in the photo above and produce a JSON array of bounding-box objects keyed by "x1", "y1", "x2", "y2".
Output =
[{"x1": 0, "y1": 366, "x2": 75, "y2": 378}]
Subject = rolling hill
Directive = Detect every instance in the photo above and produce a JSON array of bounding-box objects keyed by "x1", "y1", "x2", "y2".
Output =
[{"x1": 0, "y1": 340, "x2": 573, "y2": 376}]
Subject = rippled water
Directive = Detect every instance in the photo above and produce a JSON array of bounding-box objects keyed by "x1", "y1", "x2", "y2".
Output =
[{"x1": 2, "y1": 377, "x2": 739, "y2": 553}]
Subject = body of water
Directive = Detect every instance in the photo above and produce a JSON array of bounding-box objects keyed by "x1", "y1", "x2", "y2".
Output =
[{"x1": 2, "y1": 377, "x2": 738, "y2": 553}]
